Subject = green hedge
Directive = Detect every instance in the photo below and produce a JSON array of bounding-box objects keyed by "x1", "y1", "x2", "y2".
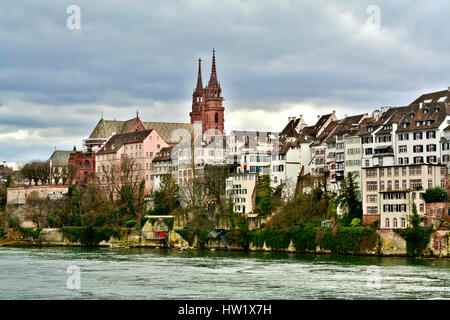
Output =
[
  {"x1": 61, "y1": 226, "x2": 120, "y2": 247},
  {"x1": 250, "y1": 225, "x2": 378, "y2": 254},
  {"x1": 125, "y1": 220, "x2": 137, "y2": 228},
  {"x1": 20, "y1": 227, "x2": 42, "y2": 240},
  {"x1": 0, "y1": 227, "x2": 6, "y2": 239}
]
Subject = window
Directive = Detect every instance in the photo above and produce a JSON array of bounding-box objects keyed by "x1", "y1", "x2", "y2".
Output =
[
  {"x1": 401, "y1": 218, "x2": 406, "y2": 228},
  {"x1": 380, "y1": 181, "x2": 385, "y2": 191},
  {"x1": 426, "y1": 144, "x2": 437, "y2": 152},
  {"x1": 399, "y1": 145, "x2": 407, "y2": 153},
  {"x1": 426, "y1": 131, "x2": 436, "y2": 139},
  {"x1": 410, "y1": 179, "x2": 422, "y2": 189},
  {"x1": 393, "y1": 218, "x2": 398, "y2": 228},
  {"x1": 385, "y1": 218, "x2": 390, "y2": 228},
  {"x1": 366, "y1": 168, "x2": 377, "y2": 178},
  {"x1": 413, "y1": 145, "x2": 423, "y2": 153},
  {"x1": 157, "y1": 144, "x2": 161, "y2": 149},
  {"x1": 367, "y1": 195, "x2": 377, "y2": 203},
  {"x1": 413, "y1": 132, "x2": 423, "y2": 140},
  {"x1": 367, "y1": 181, "x2": 378, "y2": 191},
  {"x1": 367, "y1": 207, "x2": 378, "y2": 214}
]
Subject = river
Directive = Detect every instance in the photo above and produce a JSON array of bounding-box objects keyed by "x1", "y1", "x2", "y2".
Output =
[{"x1": 0, "y1": 247, "x2": 449, "y2": 299}]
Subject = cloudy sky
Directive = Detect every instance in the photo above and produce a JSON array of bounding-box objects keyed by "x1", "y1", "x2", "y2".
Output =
[{"x1": 1, "y1": 0, "x2": 450, "y2": 163}]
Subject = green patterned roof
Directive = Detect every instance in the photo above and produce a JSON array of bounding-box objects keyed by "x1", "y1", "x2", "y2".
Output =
[
  {"x1": 49, "y1": 150, "x2": 73, "y2": 166},
  {"x1": 89, "y1": 118, "x2": 193, "y2": 144}
]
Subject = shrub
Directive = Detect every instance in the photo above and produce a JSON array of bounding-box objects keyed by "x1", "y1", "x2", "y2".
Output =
[
  {"x1": 46, "y1": 215, "x2": 59, "y2": 228},
  {"x1": 20, "y1": 227, "x2": 42, "y2": 240},
  {"x1": 61, "y1": 226, "x2": 120, "y2": 247},
  {"x1": 0, "y1": 227, "x2": 6, "y2": 239},
  {"x1": 290, "y1": 225, "x2": 317, "y2": 251},
  {"x1": 422, "y1": 187, "x2": 448, "y2": 203},
  {"x1": 125, "y1": 220, "x2": 137, "y2": 228}
]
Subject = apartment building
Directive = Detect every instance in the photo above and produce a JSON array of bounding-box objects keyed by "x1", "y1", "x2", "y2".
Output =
[
  {"x1": 270, "y1": 141, "x2": 309, "y2": 197},
  {"x1": 362, "y1": 163, "x2": 447, "y2": 229},
  {"x1": 151, "y1": 146, "x2": 175, "y2": 190},
  {"x1": 225, "y1": 173, "x2": 257, "y2": 214}
]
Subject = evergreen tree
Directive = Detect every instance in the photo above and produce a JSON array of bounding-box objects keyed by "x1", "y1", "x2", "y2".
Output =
[
  {"x1": 337, "y1": 172, "x2": 362, "y2": 226},
  {"x1": 255, "y1": 175, "x2": 276, "y2": 216}
]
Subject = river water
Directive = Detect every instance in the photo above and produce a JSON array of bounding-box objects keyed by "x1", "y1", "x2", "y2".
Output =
[{"x1": 0, "y1": 247, "x2": 449, "y2": 300}]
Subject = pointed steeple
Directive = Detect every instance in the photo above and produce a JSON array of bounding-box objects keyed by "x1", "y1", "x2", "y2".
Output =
[
  {"x1": 196, "y1": 58, "x2": 203, "y2": 92},
  {"x1": 208, "y1": 48, "x2": 219, "y2": 88}
]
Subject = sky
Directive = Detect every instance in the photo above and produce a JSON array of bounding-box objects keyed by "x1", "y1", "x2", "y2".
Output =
[{"x1": 1, "y1": 0, "x2": 450, "y2": 163}]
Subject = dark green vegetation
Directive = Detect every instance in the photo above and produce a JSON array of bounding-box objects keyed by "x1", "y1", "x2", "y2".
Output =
[
  {"x1": 422, "y1": 187, "x2": 449, "y2": 203},
  {"x1": 249, "y1": 225, "x2": 378, "y2": 254},
  {"x1": 61, "y1": 226, "x2": 120, "y2": 247},
  {"x1": 395, "y1": 204, "x2": 434, "y2": 257}
]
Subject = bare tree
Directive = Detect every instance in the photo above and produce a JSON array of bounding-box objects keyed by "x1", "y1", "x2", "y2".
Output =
[{"x1": 100, "y1": 158, "x2": 145, "y2": 216}]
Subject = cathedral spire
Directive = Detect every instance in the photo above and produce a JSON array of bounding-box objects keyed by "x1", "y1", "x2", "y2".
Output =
[
  {"x1": 196, "y1": 58, "x2": 203, "y2": 92},
  {"x1": 208, "y1": 48, "x2": 219, "y2": 88}
]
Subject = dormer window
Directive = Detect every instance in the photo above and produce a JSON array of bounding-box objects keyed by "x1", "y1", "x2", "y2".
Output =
[
  {"x1": 402, "y1": 123, "x2": 408, "y2": 128},
  {"x1": 416, "y1": 121, "x2": 421, "y2": 127},
  {"x1": 427, "y1": 120, "x2": 432, "y2": 126},
  {"x1": 368, "y1": 126, "x2": 373, "y2": 132},
  {"x1": 435, "y1": 107, "x2": 440, "y2": 113}
]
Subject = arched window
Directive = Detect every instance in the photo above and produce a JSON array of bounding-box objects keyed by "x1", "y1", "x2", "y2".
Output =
[
  {"x1": 401, "y1": 218, "x2": 406, "y2": 228},
  {"x1": 385, "y1": 218, "x2": 390, "y2": 228},
  {"x1": 393, "y1": 218, "x2": 398, "y2": 228},
  {"x1": 215, "y1": 112, "x2": 219, "y2": 123}
]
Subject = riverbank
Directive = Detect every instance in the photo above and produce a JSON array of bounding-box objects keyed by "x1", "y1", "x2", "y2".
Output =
[{"x1": 1, "y1": 226, "x2": 450, "y2": 259}]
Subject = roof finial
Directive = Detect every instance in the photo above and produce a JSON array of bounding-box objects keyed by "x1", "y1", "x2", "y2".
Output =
[
  {"x1": 136, "y1": 109, "x2": 139, "y2": 118},
  {"x1": 101, "y1": 106, "x2": 104, "y2": 119}
]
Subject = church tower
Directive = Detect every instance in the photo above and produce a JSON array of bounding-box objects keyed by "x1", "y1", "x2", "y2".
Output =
[
  {"x1": 189, "y1": 50, "x2": 225, "y2": 135},
  {"x1": 203, "y1": 49, "x2": 225, "y2": 134},
  {"x1": 189, "y1": 58, "x2": 204, "y2": 125}
]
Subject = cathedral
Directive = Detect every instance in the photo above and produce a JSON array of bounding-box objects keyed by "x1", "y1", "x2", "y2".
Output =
[
  {"x1": 85, "y1": 49, "x2": 225, "y2": 152},
  {"x1": 189, "y1": 49, "x2": 225, "y2": 135}
]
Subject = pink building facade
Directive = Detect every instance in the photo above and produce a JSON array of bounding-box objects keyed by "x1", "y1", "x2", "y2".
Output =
[{"x1": 95, "y1": 129, "x2": 169, "y2": 196}]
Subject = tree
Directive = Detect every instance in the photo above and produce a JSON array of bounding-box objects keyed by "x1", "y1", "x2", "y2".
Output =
[
  {"x1": 422, "y1": 187, "x2": 448, "y2": 203},
  {"x1": 21, "y1": 161, "x2": 50, "y2": 185},
  {"x1": 151, "y1": 174, "x2": 180, "y2": 215},
  {"x1": 337, "y1": 172, "x2": 362, "y2": 226},
  {"x1": 101, "y1": 158, "x2": 146, "y2": 216},
  {"x1": 255, "y1": 175, "x2": 276, "y2": 216},
  {"x1": 24, "y1": 191, "x2": 50, "y2": 228},
  {"x1": 396, "y1": 203, "x2": 434, "y2": 257}
]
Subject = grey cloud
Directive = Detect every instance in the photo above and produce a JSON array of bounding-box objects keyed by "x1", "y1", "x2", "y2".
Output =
[{"x1": 0, "y1": 0, "x2": 450, "y2": 161}]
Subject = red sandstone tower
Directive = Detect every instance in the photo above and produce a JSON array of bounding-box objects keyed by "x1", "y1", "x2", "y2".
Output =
[{"x1": 190, "y1": 49, "x2": 225, "y2": 134}]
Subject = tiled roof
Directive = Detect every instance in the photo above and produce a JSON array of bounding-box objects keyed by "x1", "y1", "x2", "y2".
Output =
[
  {"x1": 89, "y1": 118, "x2": 193, "y2": 144},
  {"x1": 97, "y1": 130, "x2": 153, "y2": 155},
  {"x1": 396, "y1": 102, "x2": 448, "y2": 132},
  {"x1": 410, "y1": 89, "x2": 450, "y2": 105},
  {"x1": 49, "y1": 150, "x2": 74, "y2": 166}
]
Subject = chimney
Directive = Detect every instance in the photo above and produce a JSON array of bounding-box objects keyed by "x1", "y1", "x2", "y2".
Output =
[{"x1": 448, "y1": 86, "x2": 450, "y2": 92}]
